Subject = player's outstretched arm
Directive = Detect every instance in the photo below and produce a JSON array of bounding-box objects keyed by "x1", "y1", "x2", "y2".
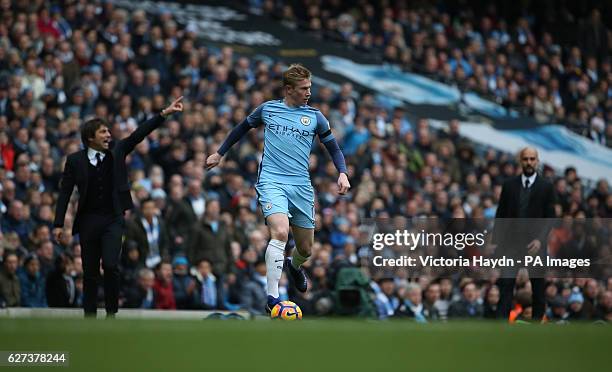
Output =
[
  {"x1": 121, "y1": 96, "x2": 184, "y2": 153},
  {"x1": 206, "y1": 119, "x2": 253, "y2": 170},
  {"x1": 320, "y1": 133, "x2": 350, "y2": 195},
  {"x1": 316, "y1": 111, "x2": 350, "y2": 195}
]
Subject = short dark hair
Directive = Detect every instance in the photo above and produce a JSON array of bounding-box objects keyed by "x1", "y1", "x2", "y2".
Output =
[
  {"x1": 2, "y1": 251, "x2": 18, "y2": 263},
  {"x1": 80, "y1": 118, "x2": 109, "y2": 147},
  {"x1": 196, "y1": 258, "x2": 212, "y2": 267}
]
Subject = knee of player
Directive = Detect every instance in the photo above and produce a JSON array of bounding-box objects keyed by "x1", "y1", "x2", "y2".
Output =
[
  {"x1": 271, "y1": 227, "x2": 290, "y2": 242},
  {"x1": 296, "y1": 242, "x2": 313, "y2": 257}
]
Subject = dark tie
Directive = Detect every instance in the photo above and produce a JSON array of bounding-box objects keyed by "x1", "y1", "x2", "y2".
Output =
[
  {"x1": 524, "y1": 179, "x2": 530, "y2": 189},
  {"x1": 95, "y1": 153, "x2": 103, "y2": 168}
]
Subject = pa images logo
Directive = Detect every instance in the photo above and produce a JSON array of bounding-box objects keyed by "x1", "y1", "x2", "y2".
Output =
[{"x1": 300, "y1": 116, "x2": 311, "y2": 126}]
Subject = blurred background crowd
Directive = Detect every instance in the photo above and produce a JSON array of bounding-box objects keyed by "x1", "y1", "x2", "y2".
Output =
[
  {"x1": 0, "y1": 0, "x2": 610, "y2": 322},
  {"x1": 257, "y1": 0, "x2": 612, "y2": 146}
]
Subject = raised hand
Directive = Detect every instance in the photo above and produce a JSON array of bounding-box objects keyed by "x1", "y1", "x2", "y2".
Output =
[
  {"x1": 161, "y1": 96, "x2": 184, "y2": 117},
  {"x1": 206, "y1": 152, "x2": 222, "y2": 170}
]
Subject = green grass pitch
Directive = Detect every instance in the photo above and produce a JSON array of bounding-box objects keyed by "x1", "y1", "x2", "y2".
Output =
[{"x1": 0, "y1": 318, "x2": 610, "y2": 371}]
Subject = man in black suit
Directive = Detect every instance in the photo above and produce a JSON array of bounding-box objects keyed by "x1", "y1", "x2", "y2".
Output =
[
  {"x1": 494, "y1": 147, "x2": 556, "y2": 321},
  {"x1": 53, "y1": 96, "x2": 183, "y2": 317}
]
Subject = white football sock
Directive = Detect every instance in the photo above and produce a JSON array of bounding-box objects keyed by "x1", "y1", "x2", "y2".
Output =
[{"x1": 265, "y1": 239, "x2": 286, "y2": 298}]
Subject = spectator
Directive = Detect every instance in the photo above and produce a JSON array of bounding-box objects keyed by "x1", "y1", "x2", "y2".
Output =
[
  {"x1": 533, "y1": 85, "x2": 554, "y2": 123},
  {"x1": 582, "y1": 279, "x2": 600, "y2": 319},
  {"x1": 124, "y1": 268, "x2": 155, "y2": 309},
  {"x1": 422, "y1": 283, "x2": 441, "y2": 321},
  {"x1": 187, "y1": 199, "x2": 232, "y2": 277},
  {"x1": 483, "y1": 285, "x2": 500, "y2": 319},
  {"x1": 1, "y1": 200, "x2": 32, "y2": 245},
  {"x1": 124, "y1": 197, "x2": 170, "y2": 269},
  {"x1": 164, "y1": 183, "x2": 195, "y2": 250},
  {"x1": 194, "y1": 259, "x2": 221, "y2": 310},
  {"x1": 120, "y1": 241, "x2": 145, "y2": 291},
  {"x1": 184, "y1": 179, "x2": 206, "y2": 221},
  {"x1": 567, "y1": 290, "x2": 585, "y2": 320},
  {"x1": 448, "y1": 282, "x2": 483, "y2": 319},
  {"x1": 45, "y1": 253, "x2": 78, "y2": 308},
  {"x1": 374, "y1": 277, "x2": 399, "y2": 319},
  {"x1": 27, "y1": 224, "x2": 52, "y2": 252},
  {"x1": 395, "y1": 283, "x2": 427, "y2": 322},
  {"x1": 436, "y1": 277, "x2": 456, "y2": 319},
  {"x1": 240, "y1": 259, "x2": 268, "y2": 315},
  {"x1": 172, "y1": 256, "x2": 197, "y2": 310},
  {"x1": 36, "y1": 241, "x2": 55, "y2": 278},
  {"x1": 547, "y1": 295, "x2": 569, "y2": 323},
  {"x1": 221, "y1": 272, "x2": 243, "y2": 311},
  {"x1": 594, "y1": 290, "x2": 612, "y2": 322},
  {"x1": 18, "y1": 254, "x2": 47, "y2": 307},
  {"x1": 153, "y1": 261, "x2": 176, "y2": 310},
  {"x1": 0, "y1": 251, "x2": 20, "y2": 307}
]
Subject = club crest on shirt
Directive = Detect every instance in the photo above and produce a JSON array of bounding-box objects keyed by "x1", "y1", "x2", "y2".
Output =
[
  {"x1": 300, "y1": 116, "x2": 311, "y2": 126},
  {"x1": 265, "y1": 203, "x2": 272, "y2": 210}
]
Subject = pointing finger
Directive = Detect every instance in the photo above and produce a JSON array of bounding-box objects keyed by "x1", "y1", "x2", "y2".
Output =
[{"x1": 173, "y1": 96, "x2": 184, "y2": 104}]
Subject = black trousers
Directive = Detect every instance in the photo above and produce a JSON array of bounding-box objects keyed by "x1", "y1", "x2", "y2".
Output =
[
  {"x1": 78, "y1": 213, "x2": 124, "y2": 315},
  {"x1": 497, "y1": 272, "x2": 546, "y2": 321}
]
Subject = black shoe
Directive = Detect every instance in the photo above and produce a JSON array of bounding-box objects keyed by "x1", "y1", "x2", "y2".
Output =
[
  {"x1": 265, "y1": 295, "x2": 280, "y2": 315},
  {"x1": 286, "y1": 258, "x2": 308, "y2": 293}
]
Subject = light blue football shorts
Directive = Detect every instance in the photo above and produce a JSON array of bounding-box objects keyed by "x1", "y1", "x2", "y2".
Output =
[{"x1": 255, "y1": 182, "x2": 315, "y2": 229}]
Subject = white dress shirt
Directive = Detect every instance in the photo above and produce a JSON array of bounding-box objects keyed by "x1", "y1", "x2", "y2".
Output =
[
  {"x1": 521, "y1": 173, "x2": 537, "y2": 188},
  {"x1": 87, "y1": 148, "x2": 106, "y2": 166}
]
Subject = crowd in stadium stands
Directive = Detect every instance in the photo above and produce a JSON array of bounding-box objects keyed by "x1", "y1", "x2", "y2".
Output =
[
  {"x1": 0, "y1": 1, "x2": 611, "y2": 323},
  {"x1": 257, "y1": 0, "x2": 612, "y2": 146}
]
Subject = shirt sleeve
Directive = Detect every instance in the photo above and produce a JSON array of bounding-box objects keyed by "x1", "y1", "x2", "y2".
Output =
[
  {"x1": 246, "y1": 103, "x2": 265, "y2": 128},
  {"x1": 315, "y1": 110, "x2": 333, "y2": 143}
]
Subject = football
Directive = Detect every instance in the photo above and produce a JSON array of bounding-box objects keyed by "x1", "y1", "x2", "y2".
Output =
[{"x1": 270, "y1": 301, "x2": 303, "y2": 320}]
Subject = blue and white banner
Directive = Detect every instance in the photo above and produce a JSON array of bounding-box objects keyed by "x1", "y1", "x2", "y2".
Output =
[
  {"x1": 321, "y1": 56, "x2": 460, "y2": 106},
  {"x1": 430, "y1": 120, "x2": 612, "y2": 184},
  {"x1": 321, "y1": 56, "x2": 519, "y2": 119}
]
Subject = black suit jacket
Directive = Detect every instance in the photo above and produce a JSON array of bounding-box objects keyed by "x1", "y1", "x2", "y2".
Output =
[
  {"x1": 54, "y1": 115, "x2": 166, "y2": 234},
  {"x1": 493, "y1": 174, "x2": 557, "y2": 256}
]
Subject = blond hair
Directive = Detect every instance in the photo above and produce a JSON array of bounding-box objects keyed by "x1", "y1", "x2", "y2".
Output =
[{"x1": 282, "y1": 64, "x2": 311, "y2": 88}]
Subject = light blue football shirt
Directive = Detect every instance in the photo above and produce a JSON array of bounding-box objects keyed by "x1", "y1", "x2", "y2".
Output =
[{"x1": 247, "y1": 100, "x2": 334, "y2": 185}]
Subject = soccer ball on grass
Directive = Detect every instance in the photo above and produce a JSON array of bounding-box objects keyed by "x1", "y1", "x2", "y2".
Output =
[{"x1": 270, "y1": 301, "x2": 303, "y2": 320}]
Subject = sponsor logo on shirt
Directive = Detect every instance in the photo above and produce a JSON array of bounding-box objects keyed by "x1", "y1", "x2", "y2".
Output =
[{"x1": 268, "y1": 123, "x2": 311, "y2": 138}]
